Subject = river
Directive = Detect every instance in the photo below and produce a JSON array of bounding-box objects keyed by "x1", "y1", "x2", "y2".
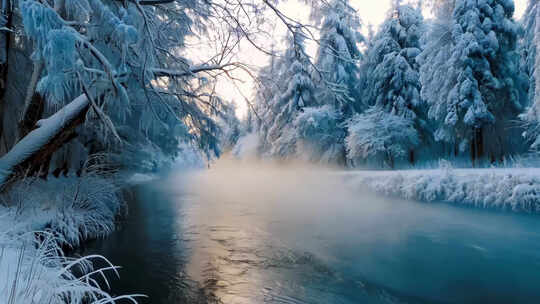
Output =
[{"x1": 81, "y1": 161, "x2": 540, "y2": 303}]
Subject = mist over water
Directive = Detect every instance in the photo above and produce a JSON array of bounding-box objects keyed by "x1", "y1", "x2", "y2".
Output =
[{"x1": 84, "y1": 160, "x2": 540, "y2": 303}]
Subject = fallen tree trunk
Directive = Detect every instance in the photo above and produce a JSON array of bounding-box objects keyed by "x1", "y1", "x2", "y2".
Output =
[{"x1": 0, "y1": 94, "x2": 89, "y2": 189}]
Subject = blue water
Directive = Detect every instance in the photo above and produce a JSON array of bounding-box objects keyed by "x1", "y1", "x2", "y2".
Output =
[{"x1": 82, "y1": 163, "x2": 540, "y2": 303}]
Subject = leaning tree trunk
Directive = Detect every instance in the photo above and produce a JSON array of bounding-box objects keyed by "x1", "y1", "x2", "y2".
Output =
[{"x1": 0, "y1": 94, "x2": 89, "y2": 190}]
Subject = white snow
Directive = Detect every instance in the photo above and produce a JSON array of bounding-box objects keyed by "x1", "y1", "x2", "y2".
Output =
[
  {"x1": 0, "y1": 175, "x2": 136, "y2": 304},
  {"x1": 0, "y1": 95, "x2": 88, "y2": 185},
  {"x1": 342, "y1": 167, "x2": 540, "y2": 213}
]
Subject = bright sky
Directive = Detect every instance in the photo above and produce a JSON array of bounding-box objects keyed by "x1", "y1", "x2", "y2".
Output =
[{"x1": 207, "y1": 0, "x2": 528, "y2": 117}]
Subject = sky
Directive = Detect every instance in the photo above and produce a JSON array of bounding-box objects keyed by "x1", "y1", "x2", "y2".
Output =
[{"x1": 204, "y1": 0, "x2": 528, "y2": 117}]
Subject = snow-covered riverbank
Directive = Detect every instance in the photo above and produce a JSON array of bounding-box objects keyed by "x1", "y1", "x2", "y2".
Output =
[
  {"x1": 344, "y1": 168, "x2": 540, "y2": 213},
  {"x1": 0, "y1": 175, "x2": 139, "y2": 304}
]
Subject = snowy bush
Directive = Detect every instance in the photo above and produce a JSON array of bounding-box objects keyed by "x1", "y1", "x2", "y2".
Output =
[
  {"x1": 347, "y1": 169, "x2": 540, "y2": 213},
  {"x1": 0, "y1": 173, "x2": 137, "y2": 304},
  {"x1": 0, "y1": 175, "x2": 122, "y2": 247},
  {"x1": 294, "y1": 105, "x2": 345, "y2": 163},
  {"x1": 346, "y1": 109, "x2": 419, "y2": 167}
]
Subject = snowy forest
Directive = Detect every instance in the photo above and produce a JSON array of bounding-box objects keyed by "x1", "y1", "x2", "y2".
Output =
[
  {"x1": 241, "y1": 0, "x2": 539, "y2": 169},
  {"x1": 1, "y1": 0, "x2": 540, "y2": 303}
]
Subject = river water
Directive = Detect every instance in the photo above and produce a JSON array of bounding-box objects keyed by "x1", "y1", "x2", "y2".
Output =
[{"x1": 82, "y1": 161, "x2": 540, "y2": 304}]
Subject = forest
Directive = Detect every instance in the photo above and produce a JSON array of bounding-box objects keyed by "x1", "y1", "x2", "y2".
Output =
[
  {"x1": 241, "y1": 0, "x2": 538, "y2": 169},
  {"x1": 0, "y1": 0, "x2": 540, "y2": 303}
]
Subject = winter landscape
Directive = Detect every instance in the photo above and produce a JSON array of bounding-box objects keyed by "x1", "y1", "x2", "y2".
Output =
[{"x1": 1, "y1": 0, "x2": 540, "y2": 303}]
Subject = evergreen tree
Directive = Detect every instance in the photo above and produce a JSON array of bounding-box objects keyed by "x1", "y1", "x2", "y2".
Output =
[
  {"x1": 313, "y1": 0, "x2": 363, "y2": 116},
  {"x1": 265, "y1": 28, "x2": 317, "y2": 158},
  {"x1": 420, "y1": 0, "x2": 525, "y2": 162},
  {"x1": 520, "y1": 0, "x2": 540, "y2": 149},
  {"x1": 357, "y1": 3, "x2": 425, "y2": 164}
]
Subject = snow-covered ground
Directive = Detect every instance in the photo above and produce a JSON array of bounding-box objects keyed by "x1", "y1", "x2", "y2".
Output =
[
  {"x1": 0, "y1": 175, "x2": 139, "y2": 304},
  {"x1": 343, "y1": 167, "x2": 540, "y2": 213}
]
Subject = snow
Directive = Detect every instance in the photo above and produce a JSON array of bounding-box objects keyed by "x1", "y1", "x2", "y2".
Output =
[
  {"x1": 0, "y1": 175, "x2": 136, "y2": 304},
  {"x1": 344, "y1": 167, "x2": 540, "y2": 213},
  {"x1": 127, "y1": 173, "x2": 158, "y2": 184},
  {"x1": 0, "y1": 95, "x2": 89, "y2": 185}
]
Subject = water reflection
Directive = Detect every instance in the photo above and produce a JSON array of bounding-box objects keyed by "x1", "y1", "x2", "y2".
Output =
[{"x1": 83, "y1": 160, "x2": 540, "y2": 303}]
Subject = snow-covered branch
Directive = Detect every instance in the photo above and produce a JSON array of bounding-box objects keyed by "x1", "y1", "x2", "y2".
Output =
[
  {"x1": 152, "y1": 63, "x2": 243, "y2": 78},
  {"x1": 0, "y1": 95, "x2": 89, "y2": 188}
]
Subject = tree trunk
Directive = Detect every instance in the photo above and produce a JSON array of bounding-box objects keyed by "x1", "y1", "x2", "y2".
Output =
[
  {"x1": 19, "y1": 92, "x2": 44, "y2": 138},
  {"x1": 470, "y1": 134, "x2": 476, "y2": 168},
  {"x1": 0, "y1": 0, "x2": 11, "y2": 142},
  {"x1": 0, "y1": 95, "x2": 89, "y2": 190},
  {"x1": 471, "y1": 127, "x2": 484, "y2": 167},
  {"x1": 475, "y1": 127, "x2": 484, "y2": 160},
  {"x1": 19, "y1": 60, "x2": 44, "y2": 138},
  {"x1": 409, "y1": 149, "x2": 415, "y2": 165}
]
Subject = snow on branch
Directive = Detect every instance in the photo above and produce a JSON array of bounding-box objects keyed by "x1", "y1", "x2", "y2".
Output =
[
  {"x1": 0, "y1": 95, "x2": 89, "y2": 188},
  {"x1": 151, "y1": 63, "x2": 245, "y2": 78}
]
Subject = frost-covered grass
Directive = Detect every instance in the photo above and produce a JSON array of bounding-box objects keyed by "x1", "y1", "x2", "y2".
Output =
[
  {"x1": 0, "y1": 174, "x2": 140, "y2": 303},
  {"x1": 0, "y1": 234, "x2": 140, "y2": 304},
  {"x1": 0, "y1": 175, "x2": 121, "y2": 247},
  {"x1": 344, "y1": 167, "x2": 540, "y2": 213}
]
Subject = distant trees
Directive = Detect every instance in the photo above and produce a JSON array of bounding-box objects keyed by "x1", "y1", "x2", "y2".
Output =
[
  {"x1": 244, "y1": 0, "x2": 535, "y2": 168},
  {"x1": 263, "y1": 28, "x2": 317, "y2": 158},
  {"x1": 292, "y1": 0, "x2": 362, "y2": 163}
]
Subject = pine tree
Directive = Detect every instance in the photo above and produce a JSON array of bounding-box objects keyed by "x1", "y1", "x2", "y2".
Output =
[
  {"x1": 265, "y1": 28, "x2": 317, "y2": 158},
  {"x1": 420, "y1": 0, "x2": 525, "y2": 162},
  {"x1": 313, "y1": 0, "x2": 363, "y2": 116},
  {"x1": 521, "y1": 0, "x2": 540, "y2": 149},
  {"x1": 357, "y1": 3, "x2": 425, "y2": 164}
]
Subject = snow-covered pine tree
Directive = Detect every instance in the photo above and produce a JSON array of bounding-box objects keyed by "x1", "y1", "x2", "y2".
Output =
[
  {"x1": 216, "y1": 101, "x2": 241, "y2": 152},
  {"x1": 420, "y1": 0, "x2": 526, "y2": 163},
  {"x1": 312, "y1": 0, "x2": 363, "y2": 116},
  {"x1": 287, "y1": 0, "x2": 362, "y2": 164},
  {"x1": 265, "y1": 28, "x2": 317, "y2": 158},
  {"x1": 251, "y1": 47, "x2": 281, "y2": 156},
  {"x1": 356, "y1": 2, "x2": 425, "y2": 164},
  {"x1": 520, "y1": 0, "x2": 540, "y2": 149},
  {"x1": 418, "y1": 0, "x2": 457, "y2": 155}
]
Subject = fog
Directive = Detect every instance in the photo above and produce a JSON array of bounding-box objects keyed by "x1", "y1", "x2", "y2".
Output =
[
  {"x1": 83, "y1": 159, "x2": 540, "y2": 303},
  {"x1": 167, "y1": 159, "x2": 540, "y2": 303}
]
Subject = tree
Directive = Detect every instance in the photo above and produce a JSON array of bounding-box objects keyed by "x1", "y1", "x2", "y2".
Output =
[
  {"x1": 359, "y1": 3, "x2": 425, "y2": 164},
  {"x1": 264, "y1": 28, "x2": 317, "y2": 158},
  {"x1": 419, "y1": 0, "x2": 525, "y2": 163},
  {"x1": 312, "y1": 0, "x2": 363, "y2": 116},
  {"x1": 346, "y1": 108, "x2": 420, "y2": 168},
  {"x1": 520, "y1": 0, "x2": 540, "y2": 150},
  {"x1": 293, "y1": 105, "x2": 345, "y2": 163},
  {"x1": 0, "y1": 0, "x2": 244, "y2": 181}
]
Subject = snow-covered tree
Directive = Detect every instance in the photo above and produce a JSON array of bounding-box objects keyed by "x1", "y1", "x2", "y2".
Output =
[
  {"x1": 217, "y1": 101, "x2": 241, "y2": 152},
  {"x1": 293, "y1": 105, "x2": 345, "y2": 163},
  {"x1": 358, "y1": 3, "x2": 425, "y2": 163},
  {"x1": 346, "y1": 108, "x2": 420, "y2": 168},
  {"x1": 0, "y1": 0, "x2": 233, "y2": 177},
  {"x1": 520, "y1": 0, "x2": 540, "y2": 150},
  {"x1": 264, "y1": 28, "x2": 317, "y2": 158},
  {"x1": 419, "y1": 0, "x2": 526, "y2": 162},
  {"x1": 312, "y1": 0, "x2": 363, "y2": 116}
]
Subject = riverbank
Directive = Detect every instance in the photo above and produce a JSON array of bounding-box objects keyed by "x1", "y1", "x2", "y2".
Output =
[
  {"x1": 344, "y1": 167, "x2": 540, "y2": 213},
  {"x1": 0, "y1": 174, "x2": 138, "y2": 304}
]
